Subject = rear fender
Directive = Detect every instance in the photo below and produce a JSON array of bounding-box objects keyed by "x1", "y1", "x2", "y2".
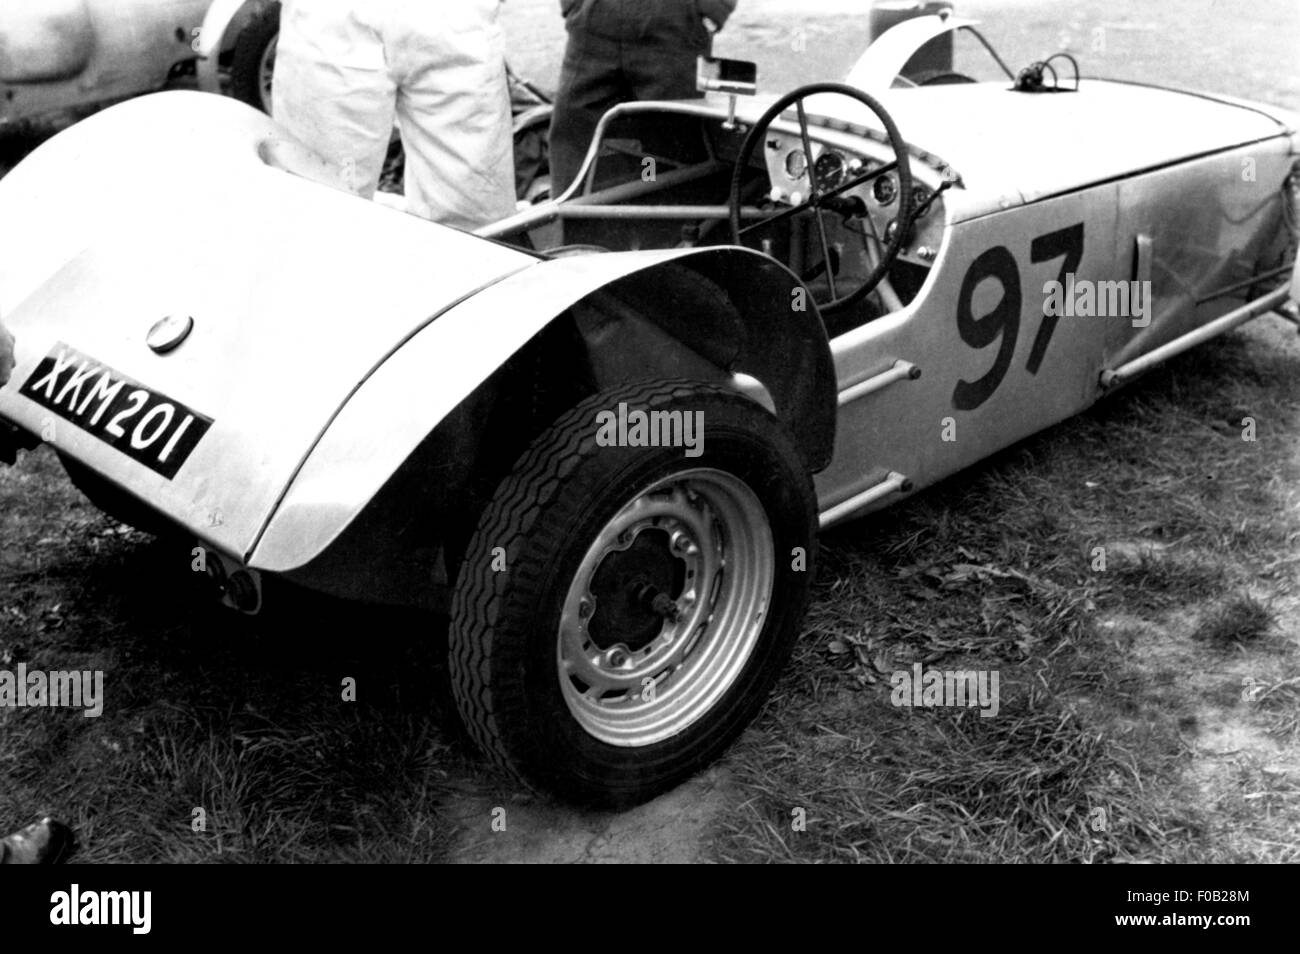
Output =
[
  {"x1": 252, "y1": 246, "x2": 836, "y2": 580},
  {"x1": 576, "y1": 251, "x2": 836, "y2": 467}
]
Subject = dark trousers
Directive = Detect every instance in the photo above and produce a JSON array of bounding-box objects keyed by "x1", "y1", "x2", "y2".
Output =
[{"x1": 550, "y1": 0, "x2": 712, "y2": 194}]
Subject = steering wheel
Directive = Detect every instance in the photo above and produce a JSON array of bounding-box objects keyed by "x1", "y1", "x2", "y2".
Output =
[{"x1": 729, "y1": 82, "x2": 913, "y2": 315}]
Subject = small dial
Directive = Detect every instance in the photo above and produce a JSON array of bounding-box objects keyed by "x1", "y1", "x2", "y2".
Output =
[
  {"x1": 784, "y1": 149, "x2": 808, "y2": 180},
  {"x1": 872, "y1": 174, "x2": 897, "y2": 205},
  {"x1": 912, "y1": 185, "x2": 931, "y2": 217},
  {"x1": 813, "y1": 150, "x2": 847, "y2": 189}
]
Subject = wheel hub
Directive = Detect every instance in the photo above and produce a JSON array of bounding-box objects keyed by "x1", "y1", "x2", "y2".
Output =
[
  {"x1": 588, "y1": 528, "x2": 687, "y2": 652},
  {"x1": 557, "y1": 469, "x2": 775, "y2": 747}
]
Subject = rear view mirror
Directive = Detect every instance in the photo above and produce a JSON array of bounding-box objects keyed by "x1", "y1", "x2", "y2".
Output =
[
  {"x1": 696, "y1": 56, "x2": 758, "y2": 96},
  {"x1": 697, "y1": 57, "x2": 757, "y2": 129}
]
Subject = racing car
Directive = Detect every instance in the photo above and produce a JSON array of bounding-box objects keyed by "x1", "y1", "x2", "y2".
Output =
[{"x1": 0, "y1": 14, "x2": 1295, "y2": 806}]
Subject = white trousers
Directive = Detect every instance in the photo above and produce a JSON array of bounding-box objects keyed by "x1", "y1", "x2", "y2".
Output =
[{"x1": 273, "y1": 0, "x2": 515, "y2": 231}]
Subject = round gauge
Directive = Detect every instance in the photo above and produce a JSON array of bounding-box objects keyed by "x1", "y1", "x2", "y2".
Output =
[
  {"x1": 813, "y1": 150, "x2": 847, "y2": 189},
  {"x1": 912, "y1": 186, "x2": 931, "y2": 217},
  {"x1": 884, "y1": 218, "x2": 900, "y2": 243},
  {"x1": 872, "y1": 174, "x2": 897, "y2": 205},
  {"x1": 784, "y1": 149, "x2": 808, "y2": 180}
]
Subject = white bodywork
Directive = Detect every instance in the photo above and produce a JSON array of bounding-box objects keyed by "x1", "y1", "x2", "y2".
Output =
[
  {"x1": 844, "y1": 12, "x2": 979, "y2": 90},
  {"x1": 0, "y1": 93, "x2": 531, "y2": 562},
  {"x1": 0, "y1": 92, "x2": 810, "y2": 580},
  {"x1": 0, "y1": 16, "x2": 1294, "y2": 607},
  {"x1": 795, "y1": 75, "x2": 1290, "y2": 221}
]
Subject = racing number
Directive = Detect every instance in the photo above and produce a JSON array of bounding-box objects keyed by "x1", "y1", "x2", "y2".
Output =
[
  {"x1": 952, "y1": 247, "x2": 1020, "y2": 412},
  {"x1": 952, "y1": 222, "x2": 1085, "y2": 411},
  {"x1": 1026, "y1": 223, "x2": 1085, "y2": 374}
]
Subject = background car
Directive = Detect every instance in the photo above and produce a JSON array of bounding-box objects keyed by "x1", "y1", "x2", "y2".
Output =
[
  {"x1": 0, "y1": 0, "x2": 274, "y2": 129},
  {"x1": 200, "y1": 0, "x2": 279, "y2": 113}
]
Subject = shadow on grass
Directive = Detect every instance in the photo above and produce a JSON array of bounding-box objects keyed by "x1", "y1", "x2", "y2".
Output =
[{"x1": 0, "y1": 460, "x2": 492, "y2": 861}]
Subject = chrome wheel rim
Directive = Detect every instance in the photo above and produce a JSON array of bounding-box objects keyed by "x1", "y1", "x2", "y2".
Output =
[{"x1": 557, "y1": 468, "x2": 775, "y2": 747}]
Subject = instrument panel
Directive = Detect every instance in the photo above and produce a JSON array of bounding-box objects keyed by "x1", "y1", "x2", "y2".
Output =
[{"x1": 761, "y1": 132, "x2": 946, "y2": 266}]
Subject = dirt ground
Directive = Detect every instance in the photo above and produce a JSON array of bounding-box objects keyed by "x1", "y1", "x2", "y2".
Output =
[{"x1": 1, "y1": 0, "x2": 1298, "y2": 864}]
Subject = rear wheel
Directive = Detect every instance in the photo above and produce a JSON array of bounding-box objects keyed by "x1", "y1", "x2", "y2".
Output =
[{"x1": 449, "y1": 381, "x2": 816, "y2": 806}]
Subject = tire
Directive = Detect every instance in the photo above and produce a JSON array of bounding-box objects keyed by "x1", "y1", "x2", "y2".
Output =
[
  {"x1": 449, "y1": 380, "x2": 817, "y2": 807},
  {"x1": 230, "y1": 2, "x2": 281, "y2": 114}
]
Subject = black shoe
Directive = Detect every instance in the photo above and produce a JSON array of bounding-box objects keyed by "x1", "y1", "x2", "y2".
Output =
[{"x1": 0, "y1": 817, "x2": 75, "y2": 864}]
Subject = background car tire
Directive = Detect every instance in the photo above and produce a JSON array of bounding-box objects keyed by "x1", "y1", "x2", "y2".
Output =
[
  {"x1": 229, "y1": 1, "x2": 280, "y2": 114},
  {"x1": 448, "y1": 380, "x2": 817, "y2": 807}
]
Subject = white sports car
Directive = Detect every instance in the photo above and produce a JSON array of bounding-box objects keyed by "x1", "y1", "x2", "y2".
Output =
[{"x1": 0, "y1": 14, "x2": 1295, "y2": 805}]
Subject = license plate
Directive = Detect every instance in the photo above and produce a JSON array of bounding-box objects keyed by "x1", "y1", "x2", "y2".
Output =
[{"x1": 20, "y1": 344, "x2": 213, "y2": 479}]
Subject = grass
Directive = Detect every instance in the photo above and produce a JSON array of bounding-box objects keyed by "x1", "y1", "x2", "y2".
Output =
[
  {"x1": 0, "y1": 460, "x2": 489, "y2": 861},
  {"x1": 712, "y1": 645, "x2": 1205, "y2": 863},
  {"x1": 709, "y1": 321, "x2": 1300, "y2": 863},
  {"x1": 1193, "y1": 594, "x2": 1275, "y2": 649}
]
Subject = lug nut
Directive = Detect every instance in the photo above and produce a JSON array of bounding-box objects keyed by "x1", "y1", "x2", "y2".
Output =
[{"x1": 651, "y1": 593, "x2": 680, "y2": 623}]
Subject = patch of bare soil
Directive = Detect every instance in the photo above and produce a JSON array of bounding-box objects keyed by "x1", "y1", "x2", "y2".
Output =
[
  {"x1": 446, "y1": 767, "x2": 732, "y2": 863},
  {"x1": 1095, "y1": 319, "x2": 1300, "y2": 863}
]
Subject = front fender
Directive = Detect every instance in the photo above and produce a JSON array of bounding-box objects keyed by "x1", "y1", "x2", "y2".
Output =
[{"x1": 251, "y1": 247, "x2": 836, "y2": 574}]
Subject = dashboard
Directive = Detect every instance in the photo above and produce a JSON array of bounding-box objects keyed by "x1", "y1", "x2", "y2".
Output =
[{"x1": 758, "y1": 128, "x2": 947, "y2": 268}]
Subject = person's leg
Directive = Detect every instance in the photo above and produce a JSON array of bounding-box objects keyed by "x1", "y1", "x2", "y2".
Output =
[
  {"x1": 386, "y1": 0, "x2": 515, "y2": 230},
  {"x1": 617, "y1": 5, "x2": 711, "y2": 176},
  {"x1": 623, "y1": 1, "x2": 711, "y2": 103},
  {"x1": 273, "y1": 0, "x2": 395, "y2": 199},
  {"x1": 548, "y1": 28, "x2": 628, "y2": 196}
]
